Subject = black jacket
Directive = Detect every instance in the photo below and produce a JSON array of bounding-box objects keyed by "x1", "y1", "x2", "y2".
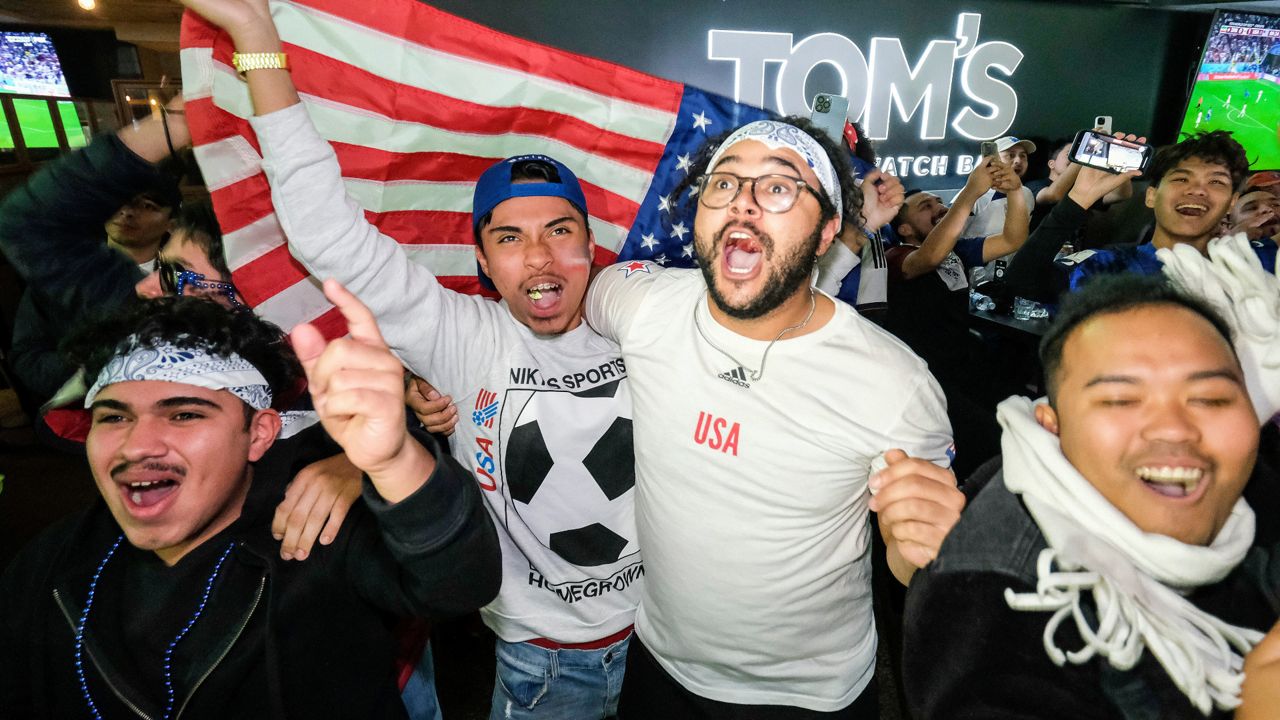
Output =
[
  {"x1": 0, "y1": 429, "x2": 502, "y2": 719},
  {"x1": 1003, "y1": 197, "x2": 1089, "y2": 304},
  {"x1": 904, "y1": 473, "x2": 1280, "y2": 720},
  {"x1": 0, "y1": 133, "x2": 156, "y2": 405}
]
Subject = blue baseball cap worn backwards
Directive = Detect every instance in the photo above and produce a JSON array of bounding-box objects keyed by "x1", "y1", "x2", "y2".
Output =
[
  {"x1": 471, "y1": 154, "x2": 590, "y2": 291},
  {"x1": 471, "y1": 154, "x2": 589, "y2": 233}
]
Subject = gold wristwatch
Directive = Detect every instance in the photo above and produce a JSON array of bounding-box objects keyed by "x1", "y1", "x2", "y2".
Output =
[{"x1": 231, "y1": 52, "x2": 289, "y2": 79}]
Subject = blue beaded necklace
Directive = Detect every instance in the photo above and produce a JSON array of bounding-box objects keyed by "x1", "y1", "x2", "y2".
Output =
[{"x1": 74, "y1": 535, "x2": 236, "y2": 720}]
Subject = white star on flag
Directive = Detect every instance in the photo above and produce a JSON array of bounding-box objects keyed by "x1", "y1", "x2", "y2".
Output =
[
  {"x1": 670, "y1": 221, "x2": 688, "y2": 240},
  {"x1": 640, "y1": 233, "x2": 659, "y2": 251},
  {"x1": 675, "y1": 153, "x2": 693, "y2": 173},
  {"x1": 655, "y1": 253, "x2": 669, "y2": 265},
  {"x1": 658, "y1": 195, "x2": 671, "y2": 213},
  {"x1": 682, "y1": 242, "x2": 694, "y2": 258},
  {"x1": 692, "y1": 111, "x2": 712, "y2": 131}
]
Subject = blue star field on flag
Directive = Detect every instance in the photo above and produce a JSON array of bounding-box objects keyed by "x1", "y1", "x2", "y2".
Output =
[{"x1": 617, "y1": 86, "x2": 774, "y2": 268}]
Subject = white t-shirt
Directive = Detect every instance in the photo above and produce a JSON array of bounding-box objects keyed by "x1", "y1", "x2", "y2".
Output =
[
  {"x1": 962, "y1": 186, "x2": 1034, "y2": 239},
  {"x1": 251, "y1": 104, "x2": 641, "y2": 643},
  {"x1": 586, "y1": 262, "x2": 953, "y2": 710}
]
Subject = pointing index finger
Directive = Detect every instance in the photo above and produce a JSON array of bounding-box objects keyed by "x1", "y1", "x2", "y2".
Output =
[{"x1": 323, "y1": 278, "x2": 388, "y2": 349}]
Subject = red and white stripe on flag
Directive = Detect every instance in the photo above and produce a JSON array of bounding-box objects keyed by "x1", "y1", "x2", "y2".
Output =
[{"x1": 180, "y1": 0, "x2": 685, "y2": 338}]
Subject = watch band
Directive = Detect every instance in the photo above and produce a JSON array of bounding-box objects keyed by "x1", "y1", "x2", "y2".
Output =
[{"x1": 231, "y1": 52, "x2": 289, "y2": 79}]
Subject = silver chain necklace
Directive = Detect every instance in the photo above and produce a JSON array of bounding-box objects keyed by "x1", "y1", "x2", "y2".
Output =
[{"x1": 693, "y1": 289, "x2": 816, "y2": 382}]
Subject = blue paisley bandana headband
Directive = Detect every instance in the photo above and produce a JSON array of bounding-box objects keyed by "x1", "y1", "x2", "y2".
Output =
[
  {"x1": 84, "y1": 337, "x2": 273, "y2": 411},
  {"x1": 706, "y1": 120, "x2": 843, "y2": 230}
]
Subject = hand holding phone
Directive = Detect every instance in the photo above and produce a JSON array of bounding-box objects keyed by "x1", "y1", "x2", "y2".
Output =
[
  {"x1": 1066, "y1": 131, "x2": 1146, "y2": 208},
  {"x1": 1069, "y1": 129, "x2": 1152, "y2": 175},
  {"x1": 964, "y1": 155, "x2": 997, "y2": 195}
]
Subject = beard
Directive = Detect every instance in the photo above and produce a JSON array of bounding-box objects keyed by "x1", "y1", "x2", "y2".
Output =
[{"x1": 696, "y1": 218, "x2": 823, "y2": 320}]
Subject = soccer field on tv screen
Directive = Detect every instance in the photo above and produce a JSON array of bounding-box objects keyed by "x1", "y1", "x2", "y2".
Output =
[
  {"x1": 1180, "y1": 77, "x2": 1280, "y2": 171},
  {"x1": 0, "y1": 98, "x2": 85, "y2": 150}
]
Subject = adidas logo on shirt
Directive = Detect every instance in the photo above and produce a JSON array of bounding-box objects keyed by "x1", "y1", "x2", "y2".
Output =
[{"x1": 718, "y1": 366, "x2": 751, "y2": 389}]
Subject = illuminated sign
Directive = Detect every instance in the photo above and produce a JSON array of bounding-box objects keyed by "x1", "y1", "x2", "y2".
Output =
[{"x1": 707, "y1": 13, "x2": 1022, "y2": 143}]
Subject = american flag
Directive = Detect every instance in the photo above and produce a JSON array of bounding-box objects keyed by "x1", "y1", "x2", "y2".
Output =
[{"x1": 180, "y1": 0, "x2": 770, "y2": 338}]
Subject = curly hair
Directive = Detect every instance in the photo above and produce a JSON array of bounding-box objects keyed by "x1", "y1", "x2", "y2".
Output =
[
  {"x1": 666, "y1": 115, "x2": 865, "y2": 232},
  {"x1": 64, "y1": 296, "x2": 303, "y2": 411},
  {"x1": 1152, "y1": 130, "x2": 1250, "y2": 191}
]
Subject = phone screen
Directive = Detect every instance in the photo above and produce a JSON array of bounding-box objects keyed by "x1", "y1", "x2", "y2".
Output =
[{"x1": 1071, "y1": 130, "x2": 1151, "y2": 174}]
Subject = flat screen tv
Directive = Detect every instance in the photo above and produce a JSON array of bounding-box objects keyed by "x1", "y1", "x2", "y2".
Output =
[
  {"x1": 1179, "y1": 10, "x2": 1280, "y2": 170},
  {"x1": 0, "y1": 32, "x2": 70, "y2": 97}
]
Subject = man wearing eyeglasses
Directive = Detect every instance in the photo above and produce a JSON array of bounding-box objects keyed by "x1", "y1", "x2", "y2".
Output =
[
  {"x1": 1, "y1": 102, "x2": 188, "y2": 408},
  {"x1": 585, "y1": 118, "x2": 964, "y2": 719},
  {"x1": 135, "y1": 201, "x2": 243, "y2": 308}
]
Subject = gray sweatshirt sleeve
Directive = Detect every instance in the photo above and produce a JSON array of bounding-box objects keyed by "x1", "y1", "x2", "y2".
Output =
[{"x1": 249, "y1": 103, "x2": 499, "y2": 392}]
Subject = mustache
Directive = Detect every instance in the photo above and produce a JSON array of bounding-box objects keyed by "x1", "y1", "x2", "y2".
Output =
[{"x1": 111, "y1": 460, "x2": 188, "y2": 481}]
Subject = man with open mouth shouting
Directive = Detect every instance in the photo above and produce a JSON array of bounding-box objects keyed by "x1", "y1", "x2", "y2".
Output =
[
  {"x1": 0, "y1": 288, "x2": 500, "y2": 717},
  {"x1": 587, "y1": 118, "x2": 964, "y2": 718},
  {"x1": 179, "y1": 1, "x2": 643, "y2": 716}
]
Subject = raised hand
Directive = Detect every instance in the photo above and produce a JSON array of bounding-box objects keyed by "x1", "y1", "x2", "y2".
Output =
[
  {"x1": 292, "y1": 279, "x2": 432, "y2": 500},
  {"x1": 1067, "y1": 131, "x2": 1144, "y2": 208},
  {"x1": 178, "y1": 0, "x2": 280, "y2": 50},
  {"x1": 963, "y1": 156, "x2": 997, "y2": 197},
  {"x1": 858, "y1": 169, "x2": 906, "y2": 231},
  {"x1": 990, "y1": 159, "x2": 1023, "y2": 195}
]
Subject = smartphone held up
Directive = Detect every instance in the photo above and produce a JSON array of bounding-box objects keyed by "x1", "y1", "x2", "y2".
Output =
[{"x1": 1069, "y1": 129, "x2": 1152, "y2": 175}]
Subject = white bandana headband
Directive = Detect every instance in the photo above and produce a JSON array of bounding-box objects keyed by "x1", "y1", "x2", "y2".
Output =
[
  {"x1": 997, "y1": 396, "x2": 1261, "y2": 714},
  {"x1": 85, "y1": 339, "x2": 273, "y2": 411},
  {"x1": 706, "y1": 120, "x2": 843, "y2": 229}
]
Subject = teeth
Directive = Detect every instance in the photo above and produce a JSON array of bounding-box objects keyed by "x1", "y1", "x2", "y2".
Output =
[
  {"x1": 527, "y1": 283, "x2": 558, "y2": 300},
  {"x1": 1136, "y1": 466, "x2": 1203, "y2": 487},
  {"x1": 129, "y1": 481, "x2": 158, "y2": 488},
  {"x1": 728, "y1": 231, "x2": 752, "y2": 240},
  {"x1": 1176, "y1": 203, "x2": 1208, "y2": 211}
]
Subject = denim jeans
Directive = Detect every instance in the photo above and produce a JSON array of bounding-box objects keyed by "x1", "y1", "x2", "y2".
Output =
[
  {"x1": 489, "y1": 635, "x2": 630, "y2": 720},
  {"x1": 401, "y1": 641, "x2": 444, "y2": 720}
]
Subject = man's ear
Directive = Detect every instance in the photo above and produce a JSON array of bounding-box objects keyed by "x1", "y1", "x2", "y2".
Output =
[
  {"x1": 585, "y1": 227, "x2": 597, "y2": 263},
  {"x1": 815, "y1": 215, "x2": 840, "y2": 257},
  {"x1": 1034, "y1": 403, "x2": 1060, "y2": 436},
  {"x1": 1145, "y1": 184, "x2": 1157, "y2": 210},
  {"x1": 474, "y1": 243, "x2": 490, "y2": 279},
  {"x1": 247, "y1": 409, "x2": 282, "y2": 462}
]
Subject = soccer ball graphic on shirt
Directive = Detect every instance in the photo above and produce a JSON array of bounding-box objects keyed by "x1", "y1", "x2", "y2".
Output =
[{"x1": 503, "y1": 380, "x2": 637, "y2": 569}]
